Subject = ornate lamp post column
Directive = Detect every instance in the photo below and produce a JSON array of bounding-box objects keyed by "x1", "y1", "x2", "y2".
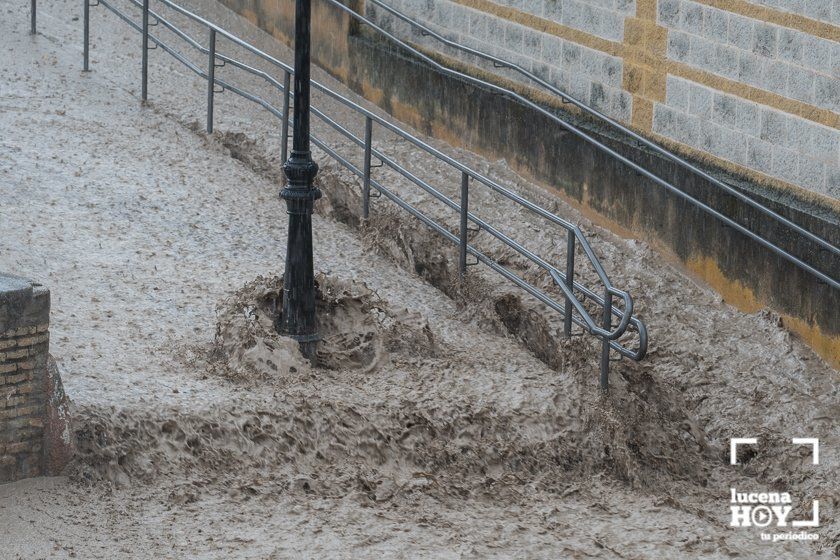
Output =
[{"x1": 280, "y1": 0, "x2": 321, "y2": 359}]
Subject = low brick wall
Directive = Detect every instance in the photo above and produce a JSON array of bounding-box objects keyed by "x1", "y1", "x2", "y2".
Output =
[{"x1": 1, "y1": 275, "x2": 71, "y2": 482}]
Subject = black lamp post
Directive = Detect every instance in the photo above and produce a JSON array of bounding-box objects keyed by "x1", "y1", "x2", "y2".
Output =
[{"x1": 280, "y1": 0, "x2": 321, "y2": 359}]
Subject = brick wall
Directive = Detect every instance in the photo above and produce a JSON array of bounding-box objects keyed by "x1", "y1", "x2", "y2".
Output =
[
  {"x1": 1, "y1": 275, "x2": 71, "y2": 482},
  {"x1": 367, "y1": 0, "x2": 840, "y2": 200}
]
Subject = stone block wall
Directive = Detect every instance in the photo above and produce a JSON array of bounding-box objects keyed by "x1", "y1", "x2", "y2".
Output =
[
  {"x1": 367, "y1": 0, "x2": 840, "y2": 201},
  {"x1": 655, "y1": 0, "x2": 839, "y2": 197},
  {"x1": 1, "y1": 275, "x2": 71, "y2": 483}
]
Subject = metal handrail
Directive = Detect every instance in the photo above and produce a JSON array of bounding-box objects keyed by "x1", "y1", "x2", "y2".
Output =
[
  {"x1": 73, "y1": 0, "x2": 647, "y2": 387},
  {"x1": 332, "y1": 0, "x2": 840, "y2": 291}
]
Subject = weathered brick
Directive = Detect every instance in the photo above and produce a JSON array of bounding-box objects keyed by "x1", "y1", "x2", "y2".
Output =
[
  {"x1": 598, "y1": 10, "x2": 625, "y2": 42},
  {"x1": 667, "y1": 30, "x2": 690, "y2": 61},
  {"x1": 658, "y1": 0, "x2": 680, "y2": 27},
  {"x1": 7, "y1": 326, "x2": 37, "y2": 337},
  {"x1": 689, "y1": 83, "x2": 713, "y2": 118},
  {"x1": 727, "y1": 14, "x2": 753, "y2": 51},
  {"x1": 542, "y1": 35, "x2": 563, "y2": 65},
  {"x1": 807, "y1": 124, "x2": 840, "y2": 164},
  {"x1": 752, "y1": 23, "x2": 777, "y2": 58},
  {"x1": 562, "y1": 2, "x2": 587, "y2": 34},
  {"x1": 562, "y1": 41, "x2": 581, "y2": 66},
  {"x1": 773, "y1": 146, "x2": 800, "y2": 183},
  {"x1": 714, "y1": 44, "x2": 739, "y2": 79},
  {"x1": 777, "y1": 29, "x2": 803, "y2": 63},
  {"x1": 504, "y1": 22, "x2": 523, "y2": 51},
  {"x1": 762, "y1": 61, "x2": 788, "y2": 95},
  {"x1": 568, "y1": 73, "x2": 591, "y2": 104},
  {"x1": 602, "y1": 57, "x2": 622, "y2": 88},
  {"x1": 8, "y1": 382, "x2": 37, "y2": 396},
  {"x1": 747, "y1": 138, "x2": 774, "y2": 173},
  {"x1": 533, "y1": 61, "x2": 551, "y2": 80},
  {"x1": 735, "y1": 100, "x2": 761, "y2": 136},
  {"x1": 801, "y1": 35, "x2": 831, "y2": 72},
  {"x1": 666, "y1": 76, "x2": 690, "y2": 110},
  {"x1": 815, "y1": 75, "x2": 840, "y2": 112},
  {"x1": 0, "y1": 425, "x2": 43, "y2": 444},
  {"x1": 738, "y1": 53, "x2": 764, "y2": 85},
  {"x1": 0, "y1": 348, "x2": 29, "y2": 361},
  {"x1": 0, "y1": 363, "x2": 17, "y2": 374},
  {"x1": 787, "y1": 66, "x2": 815, "y2": 104},
  {"x1": 615, "y1": 0, "x2": 635, "y2": 13},
  {"x1": 580, "y1": 48, "x2": 604, "y2": 80},
  {"x1": 688, "y1": 35, "x2": 715, "y2": 68},
  {"x1": 590, "y1": 81, "x2": 608, "y2": 111},
  {"x1": 3, "y1": 395, "x2": 29, "y2": 408},
  {"x1": 1, "y1": 371, "x2": 33, "y2": 385},
  {"x1": 681, "y1": 1, "x2": 703, "y2": 31},
  {"x1": 15, "y1": 333, "x2": 49, "y2": 348},
  {"x1": 804, "y1": 0, "x2": 831, "y2": 21},
  {"x1": 798, "y1": 160, "x2": 827, "y2": 191},
  {"x1": 523, "y1": 28, "x2": 541, "y2": 54},
  {"x1": 15, "y1": 359, "x2": 36, "y2": 371},
  {"x1": 544, "y1": 0, "x2": 562, "y2": 22},
  {"x1": 653, "y1": 103, "x2": 675, "y2": 135},
  {"x1": 548, "y1": 67, "x2": 567, "y2": 89},
  {"x1": 702, "y1": 7, "x2": 727, "y2": 41},
  {"x1": 712, "y1": 93, "x2": 737, "y2": 124},
  {"x1": 760, "y1": 109, "x2": 788, "y2": 144},
  {"x1": 831, "y1": 42, "x2": 840, "y2": 78},
  {"x1": 468, "y1": 11, "x2": 487, "y2": 39},
  {"x1": 611, "y1": 90, "x2": 632, "y2": 122},
  {"x1": 679, "y1": 111, "x2": 702, "y2": 146},
  {"x1": 0, "y1": 406, "x2": 36, "y2": 420}
]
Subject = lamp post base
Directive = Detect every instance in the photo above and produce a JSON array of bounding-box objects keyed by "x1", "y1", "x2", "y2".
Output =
[{"x1": 279, "y1": 152, "x2": 321, "y2": 360}]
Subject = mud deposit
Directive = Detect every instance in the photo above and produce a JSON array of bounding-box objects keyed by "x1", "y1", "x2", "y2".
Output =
[
  {"x1": 2, "y1": 0, "x2": 837, "y2": 557},
  {"x1": 213, "y1": 274, "x2": 436, "y2": 378}
]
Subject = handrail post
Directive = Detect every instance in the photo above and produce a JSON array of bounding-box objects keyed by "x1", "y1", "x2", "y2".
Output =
[
  {"x1": 206, "y1": 28, "x2": 216, "y2": 133},
  {"x1": 362, "y1": 116, "x2": 373, "y2": 220},
  {"x1": 30, "y1": 0, "x2": 36, "y2": 35},
  {"x1": 563, "y1": 230, "x2": 575, "y2": 337},
  {"x1": 83, "y1": 0, "x2": 90, "y2": 71},
  {"x1": 280, "y1": 69, "x2": 290, "y2": 167},
  {"x1": 600, "y1": 288, "x2": 611, "y2": 392},
  {"x1": 141, "y1": 0, "x2": 149, "y2": 101},
  {"x1": 459, "y1": 171, "x2": 469, "y2": 280}
]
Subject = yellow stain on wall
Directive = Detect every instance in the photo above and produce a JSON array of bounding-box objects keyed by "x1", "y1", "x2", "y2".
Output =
[
  {"x1": 782, "y1": 315, "x2": 840, "y2": 370},
  {"x1": 359, "y1": 82, "x2": 385, "y2": 107},
  {"x1": 686, "y1": 255, "x2": 763, "y2": 313},
  {"x1": 239, "y1": 7, "x2": 258, "y2": 27},
  {"x1": 687, "y1": 255, "x2": 839, "y2": 369}
]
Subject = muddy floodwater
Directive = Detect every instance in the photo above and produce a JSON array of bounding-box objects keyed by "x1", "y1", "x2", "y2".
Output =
[{"x1": 0, "y1": 0, "x2": 837, "y2": 557}]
